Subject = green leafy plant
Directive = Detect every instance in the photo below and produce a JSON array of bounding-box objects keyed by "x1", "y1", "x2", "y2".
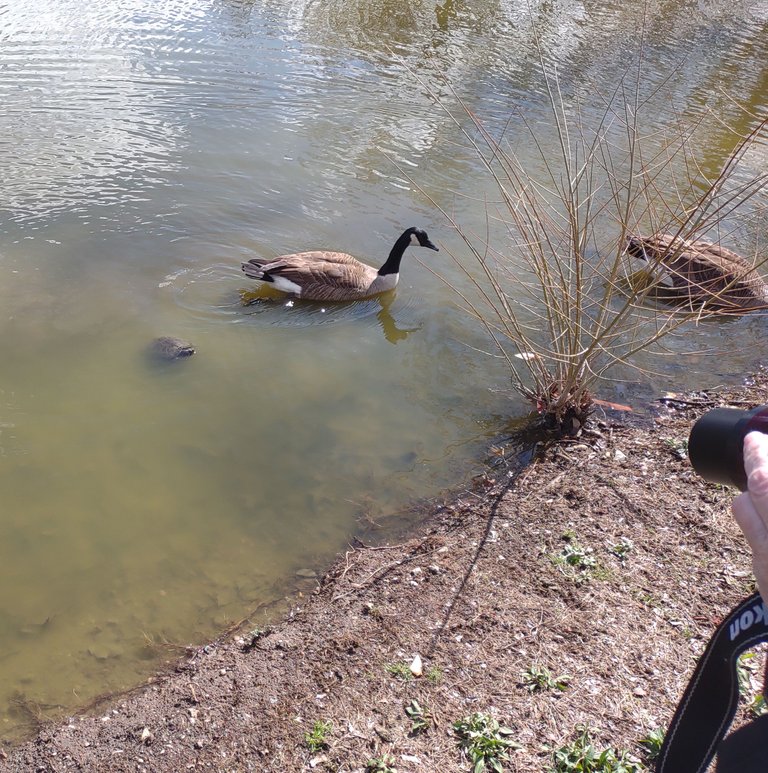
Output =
[
  {"x1": 737, "y1": 651, "x2": 768, "y2": 717},
  {"x1": 737, "y1": 651, "x2": 759, "y2": 696},
  {"x1": 552, "y1": 532, "x2": 597, "y2": 572},
  {"x1": 550, "y1": 726, "x2": 644, "y2": 772},
  {"x1": 453, "y1": 712, "x2": 520, "y2": 772},
  {"x1": 426, "y1": 664, "x2": 444, "y2": 684},
  {"x1": 405, "y1": 699, "x2": 431, "y2": 734},
  {"x1": 304, "y1": 720, "x2": 332, "y2": 753},
  {"x1": 634, "y1": 591, "x2": 660, "y2": 608},
  {"x1": 237, "y1": 625, "x2": 268, "y2": 652},
  {"x1": 385, "y1": 662, "x2": 413, "y2": 681},
  {"x1": 749, "y1": 694, "x2": 768, "y2": 718},
  {"x1": 663, "y1": 437, "x2": 688, "y2": 460},
  {"x1": 366, "y1": 754, "x2": 397, "y2": 773},
  {"x1": 638, "y1": 728, "x2": 664, "y2": 763},
  {"x1": 521, "y1": 664, "x2": 570, "y2": 692},
  {"x1": 610, "y1": 539, "x2": 633, "y2": 562},
  {"x1": 561, "y1": 542, "x2": 597, "y2": 570}
]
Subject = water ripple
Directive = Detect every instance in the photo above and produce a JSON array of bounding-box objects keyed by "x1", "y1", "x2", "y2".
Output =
[{"x1": 0, "y1": 0, "x2": 304, "y2": 227}]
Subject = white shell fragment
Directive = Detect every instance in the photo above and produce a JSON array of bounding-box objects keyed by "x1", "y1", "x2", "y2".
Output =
[{"x1": 410, "y1": 653, "x2": 423, "y2": 677}]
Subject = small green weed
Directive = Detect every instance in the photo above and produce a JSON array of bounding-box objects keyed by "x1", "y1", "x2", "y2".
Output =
[
  {"x1": 560, "y1": 543, "x2": 596, "y2": 570},
  {"x1": 385, "y1": 662, "x2": 413, "y2": 681},
  {"x1": 453, "y1": 712, "x2": 519, "y2": 772},
  {"x1": 663, "y1": 437, "x2": 688, "y2": 460},
  {"x1": 405, "y1": 699, "x2": 431, "y2": 734},
  {"x1": 550, "y1": 529, "x2": 606, "y2": 579},
  {"x1": 638, "y1": 728, "x2": 664, "y2": 763},
  {"x1": 610, "y1": 539, "x2": 633, "y2": 563},
  {"x1": 237, "y1": 625, "x2": 269, "y2": 651},
  {"x1": 549, "y1": 726, "x2": 644, "y2": 772},
  {"x1": 363, "y1": 602, "x2": 383, "y2": 620},
  {"x1": 750, "y1": 694, "x2": 768, "y2": 717},
  {"x1": 366, "y1": 753, "x2": 397, "y2": 772},
  {"x1": 738, "y1": 651, "x2": 759, "y2": 694},
  {"x1": 304, "y1": 720, "x2": 332, "y2": 753},
  {"x1": 426, "y1": 664, "x2": 443, "y2": 683},
  {"x1": 635, "y1": 591, "x2": 660, "y2": 609},
  {"x1": 521, "y1": 664, "x2": 570, "y2": 693},
  {"x1": 737, "y1": 651, "x2": 768, "y2": 717}
]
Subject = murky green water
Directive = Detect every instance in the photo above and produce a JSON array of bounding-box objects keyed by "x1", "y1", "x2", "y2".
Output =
[{"x1": 0, "y1": 0, "x2": 767, "y2": 738}]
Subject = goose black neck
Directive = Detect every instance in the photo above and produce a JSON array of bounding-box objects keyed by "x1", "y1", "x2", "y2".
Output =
[{"x1": 378, "y1": 231, "x2": 412, "y2": 276}]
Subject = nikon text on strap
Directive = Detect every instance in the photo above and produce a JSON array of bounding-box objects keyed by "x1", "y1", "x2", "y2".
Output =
[{"x1": 656, "y1": 591, "x2": 768, "y2": 772}]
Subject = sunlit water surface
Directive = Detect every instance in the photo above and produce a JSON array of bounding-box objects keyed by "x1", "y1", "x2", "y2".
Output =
[{"x1": 1, "y1": 0, "x2": 767, "y2": 737}]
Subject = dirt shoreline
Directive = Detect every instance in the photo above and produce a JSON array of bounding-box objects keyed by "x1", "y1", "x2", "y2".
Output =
[{"x1": 3, "y1": 376, "x2": 767, "y2": 772}]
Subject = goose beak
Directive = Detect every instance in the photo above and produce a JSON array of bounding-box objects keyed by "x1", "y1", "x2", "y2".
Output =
[{"x1": 424, "y1": 240, "x2": 439, "y2": 252}]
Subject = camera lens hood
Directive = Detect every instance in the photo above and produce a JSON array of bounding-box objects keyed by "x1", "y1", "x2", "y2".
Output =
[{"x1": 688, "y1": 406, "x2": 763, "y2": 491}]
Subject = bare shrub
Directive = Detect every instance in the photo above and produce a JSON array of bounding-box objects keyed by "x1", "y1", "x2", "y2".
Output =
[{"x1": 413, "y1": 58, "x2": 768, "y2": 435}]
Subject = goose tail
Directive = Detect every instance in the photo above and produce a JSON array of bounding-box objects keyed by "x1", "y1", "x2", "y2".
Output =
[{"x1": 242, "y1": 260, "x2": 269, "y2": 281}]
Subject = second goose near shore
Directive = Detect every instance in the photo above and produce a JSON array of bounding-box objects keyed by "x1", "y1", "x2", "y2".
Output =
[
  {"x1": 626, "y1": 232, "x2": 768, "y2": 312},
  {"x1": 241, "y1": 226, "x2": 439, "y2": 302}
]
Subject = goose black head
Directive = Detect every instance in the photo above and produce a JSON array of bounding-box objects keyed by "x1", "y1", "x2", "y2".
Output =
[
  {"x1": 626, "y1": 235, "x2": 651, "y2": 261},
  {"x1": 407, "y1": 227, "x2": 439, "y2": 251}
]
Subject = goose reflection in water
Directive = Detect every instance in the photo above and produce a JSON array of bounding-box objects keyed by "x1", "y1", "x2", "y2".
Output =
[
  {"x1": 375, "y1": 293, "x2": 421, "y2": 344},
  {"x1": 238, "y1": 287, "x2": 421, "y2": 344}
]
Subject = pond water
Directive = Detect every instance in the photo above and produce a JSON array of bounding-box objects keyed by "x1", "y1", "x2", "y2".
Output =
[{"x1": 0, "y1": 0, "x2": 767, "y2": 738}]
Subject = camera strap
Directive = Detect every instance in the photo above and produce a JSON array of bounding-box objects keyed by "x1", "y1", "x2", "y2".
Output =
[{"x1": 656, "y1": 591, "x2": 768, "y2": 772}]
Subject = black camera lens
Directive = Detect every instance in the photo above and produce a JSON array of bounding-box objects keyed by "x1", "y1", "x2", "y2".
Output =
[{"x1": 688, "y1": 405, "x2": 768, "y2": 491}]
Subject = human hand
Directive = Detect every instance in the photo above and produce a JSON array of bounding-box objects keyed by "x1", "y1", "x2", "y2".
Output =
[{"x1": 732, "y1": 431, "x2": 768, "y2": 597}]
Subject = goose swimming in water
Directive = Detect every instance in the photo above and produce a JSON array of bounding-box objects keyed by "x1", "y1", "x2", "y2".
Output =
[
  {"x1": 626, "y1": 232, "x2": 768, "y2": 312},
  {"x1": 241, "y1": 226, "x2": 439, "y2": 302}
]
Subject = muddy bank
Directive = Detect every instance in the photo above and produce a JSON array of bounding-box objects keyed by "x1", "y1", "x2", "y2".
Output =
[{"x1": 3, "y1": 376, "x2": 766, "y2": 772}]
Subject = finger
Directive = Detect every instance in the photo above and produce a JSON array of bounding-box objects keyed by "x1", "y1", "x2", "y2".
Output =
[
  {"x1": 743, "y1": 432, "x2": 768, "y2": 514},
  {"x1": 738, "y1": 431, "x2": 768, "y2": 538},
  {"x1": 744, "y1": 431, "x2": 768, "y2": 481},
  {"x1": 733, "y1": 491, "x2": 768, "y2": 551}
]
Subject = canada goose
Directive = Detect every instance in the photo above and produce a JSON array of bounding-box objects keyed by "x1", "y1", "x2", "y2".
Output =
[
  {"x1": 626, "y1": 233, "x2": 768, "y2": 311},
  {"x1": 241, "y1": 226, "x2": 439, "y2": 302}
]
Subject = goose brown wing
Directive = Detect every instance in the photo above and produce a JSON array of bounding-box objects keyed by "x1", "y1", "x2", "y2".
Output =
[
  {"x1": 265, "y1": 251, "x2": 377, "y2": 294},
  {"x1": 656, "y1": 235, "x2": 767, "y2": 308},
  {"x1": 686, "y1": 239, "x2": 758, "y2": 275},
  {"x1": 628, "y1": 233, "x2": 768, "y2": 309}
]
